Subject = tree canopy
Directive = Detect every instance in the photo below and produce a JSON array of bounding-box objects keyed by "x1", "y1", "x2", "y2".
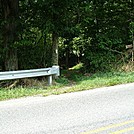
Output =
[{"x1": 0, "y1": 0, "x2": 133, "y2": 71}]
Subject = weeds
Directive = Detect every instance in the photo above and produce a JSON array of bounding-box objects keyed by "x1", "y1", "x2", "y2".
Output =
[{"x1": 0, "y1": 68, "x2": 134, "y2": 101}]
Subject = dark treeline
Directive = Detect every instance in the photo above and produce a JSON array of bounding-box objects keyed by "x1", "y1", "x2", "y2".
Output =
[{"x1": 0, "y1": 0, "x2": 134, "y2": 72}]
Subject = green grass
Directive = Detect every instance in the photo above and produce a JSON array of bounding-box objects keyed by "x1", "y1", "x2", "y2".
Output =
[
  {"x1": 0, "y1": 88, "x2": 44, "y2": 101},
  {"x1": 46, "y1": 71, "x2": 134, "y2": 95},
  {"x1": 0, "y1": 71, "x2": 134, "y2": 101},
  {"x1": 71, "y1": 71, "x2": 134, "y2": 91}
]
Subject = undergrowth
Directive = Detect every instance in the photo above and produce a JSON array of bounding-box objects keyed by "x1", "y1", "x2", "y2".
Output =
[{"x1": 0, "y1": 63, "x2": 134, "y2": 101}]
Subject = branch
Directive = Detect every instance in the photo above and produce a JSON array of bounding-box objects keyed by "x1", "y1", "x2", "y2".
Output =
[{"x1": 103, "y1": 46, "x2": 125, "y2": 55}]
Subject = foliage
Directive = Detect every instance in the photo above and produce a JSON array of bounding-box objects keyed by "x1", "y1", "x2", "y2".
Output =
[{"x1": 0, "y1": 0, "x2": 134, "y2": 71}]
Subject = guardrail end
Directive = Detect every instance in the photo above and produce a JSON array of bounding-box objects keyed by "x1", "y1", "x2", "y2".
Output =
[{"x1": 52, "y1": 65, "x2": 60, "y2": 76}]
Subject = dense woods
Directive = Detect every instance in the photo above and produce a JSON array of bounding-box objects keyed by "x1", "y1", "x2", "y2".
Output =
[{"x1": 0, "y1": 0, "x2": 134, "y2": 72}]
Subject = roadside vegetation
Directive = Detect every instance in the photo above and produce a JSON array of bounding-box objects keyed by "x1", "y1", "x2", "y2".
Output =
[
  {"x1": 0, "y1": 63, "x2": 134, "y2": 101},
  {"x1": 0, "y1": 1, "x2": 134, "y2": 101}
]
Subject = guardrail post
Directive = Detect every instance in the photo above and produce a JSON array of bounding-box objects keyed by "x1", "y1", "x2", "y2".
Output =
[{"x1": 48, "y1": 75, "x2": 52, "y2": 85}]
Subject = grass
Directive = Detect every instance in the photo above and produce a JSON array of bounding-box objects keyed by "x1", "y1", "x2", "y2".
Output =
[
  {"x1": 0, "y1": 69, "x2": 134, "y2": 101},
  {"x1": 0, "y1": 88, "x2": 44, "y2": 101},
  {"x1": 71, "y1": 71, "x2": 134, "y2": 91}
]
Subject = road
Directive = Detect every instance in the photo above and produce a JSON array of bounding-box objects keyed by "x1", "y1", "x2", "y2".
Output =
[{"x1": 0, "y1": 83, "x2": 134, "y2": 134}]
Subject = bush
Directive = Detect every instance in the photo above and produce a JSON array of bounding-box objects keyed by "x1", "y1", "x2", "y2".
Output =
[{"x1": 83, "y1": 48, "x2": 119, "y2": 72}]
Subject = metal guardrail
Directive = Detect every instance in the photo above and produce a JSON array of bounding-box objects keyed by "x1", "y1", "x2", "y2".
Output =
[{"x1": 0, "y1": 66, "x2": 60, "y2": 85}]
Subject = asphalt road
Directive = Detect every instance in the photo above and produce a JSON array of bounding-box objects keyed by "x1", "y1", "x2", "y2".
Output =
[{"x1": 0, "y1": 83, "x2": 134, "y2": 134}]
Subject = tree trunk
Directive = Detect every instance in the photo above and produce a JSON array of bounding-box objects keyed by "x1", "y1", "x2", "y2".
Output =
[
  {"x1": 65, "y1": 47, "x2": 69, "y2": 68},
  {"x1": 5, "y1": 46, "x2": 18, "y2": 71},
  {"x1": 1, "y1": 0, "x2": 19, "y2": 71},
  {"x1": 42, "y1": 34, "x2": 47, "y2": 67},
  {"x1": 52, "y1": 32, "x2": 59, "y2": 65}
]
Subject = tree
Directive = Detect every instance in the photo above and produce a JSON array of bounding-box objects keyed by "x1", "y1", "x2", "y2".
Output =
[
  {"x1": 1, "y1": 0, "x2": 19, "y2": 71},
  {"x1": 36, "y1": 0, "x2": 80, "y2": 66},
  {"x1": 0, "y1": 0, "x2": 133, "y2": 72}
]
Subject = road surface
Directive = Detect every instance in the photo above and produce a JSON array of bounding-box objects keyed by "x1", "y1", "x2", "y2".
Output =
[{"x1": 0, "y1": 83, "x2": 134, "y2": 134}]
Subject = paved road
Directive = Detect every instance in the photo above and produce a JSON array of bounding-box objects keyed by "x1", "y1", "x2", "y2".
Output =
[{"x1": 0, "y1": 83, "x2": 134, "y2": 134}]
